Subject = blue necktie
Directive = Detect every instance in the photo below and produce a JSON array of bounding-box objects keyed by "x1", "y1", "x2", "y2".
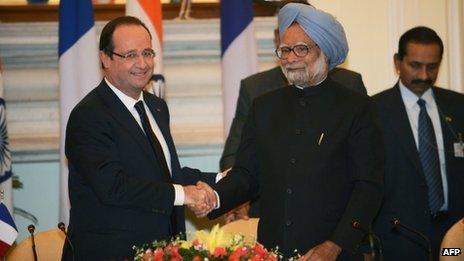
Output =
[{"x1": 417, "y1": 98, "x2": 444, "y2": 214}]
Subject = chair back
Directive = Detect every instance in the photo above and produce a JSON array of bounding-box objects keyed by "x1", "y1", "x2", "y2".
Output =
[
  {"x1": 440, "y1": 218, "x2": 464, "y2": 261},
  {"x1": 221, "y1": 218, "x2": 259, "y2": 244},
  {"x1": 6, "y1": 228, "x2": 65, "y2": 261}
]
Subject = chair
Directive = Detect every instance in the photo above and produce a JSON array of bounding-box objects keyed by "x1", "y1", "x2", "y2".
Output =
[
  {"x1": 221, "y1": 218, "x2": 259, "y2": 244},
  {"x1": 6, "y1": 229, "x2": 65, "y2": 261},
  {"x1": 440, "y1": 218, "x2": 464, "y2": 261}
]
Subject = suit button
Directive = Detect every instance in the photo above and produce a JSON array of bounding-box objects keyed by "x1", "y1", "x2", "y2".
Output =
[
  {"x1": 299, "y1": 101, "x2": 306, "y2": 107},
  {"x1": 286, "y1": 220, "x2": 292, "y2": 226},
  {"x1": 295, "y1": 129, "x2": 302, "y2": 135},
  {"x1": 286, "y1": 188, "x2": 292, "y2": 194},
  {"x1": 290, "y1": 158, "x2": 296, "y2": 164}
]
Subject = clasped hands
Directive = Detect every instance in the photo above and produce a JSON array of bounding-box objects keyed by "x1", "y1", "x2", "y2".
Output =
[{"x1": 183, "y1": 181, "x2": 217, "y2": 217}]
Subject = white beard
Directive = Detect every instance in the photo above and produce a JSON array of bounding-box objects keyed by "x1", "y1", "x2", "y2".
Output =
[{"x1": 283, "y1": 53, "x2": 328, "y2": 87}]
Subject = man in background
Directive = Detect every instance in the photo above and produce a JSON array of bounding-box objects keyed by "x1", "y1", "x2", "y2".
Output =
[
  {"x1": 220, "y1": 0, "x2": 368, "y2": 221},
  {"x1": 373, "y1": 26, "x2": 464, "y2": 260}
]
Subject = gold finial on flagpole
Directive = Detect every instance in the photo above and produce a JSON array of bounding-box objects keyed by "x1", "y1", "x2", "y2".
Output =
[{"x1": 177, "y1": 0, "x2": 192, "y2": 20}]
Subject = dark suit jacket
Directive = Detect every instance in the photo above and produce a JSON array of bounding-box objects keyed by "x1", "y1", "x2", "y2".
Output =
[
  {"x1": 63, "y1": 80, "x2": 215, "y2": 260},
  {"x1": 210, "y1": 79, "x2": 383, "y2": 259},
  {"x1": 220, "y1": 66, "x2": 367, "y2": 170},
  {"x1": 372, "y1": 84, "x2": 464, "y2": 260}
]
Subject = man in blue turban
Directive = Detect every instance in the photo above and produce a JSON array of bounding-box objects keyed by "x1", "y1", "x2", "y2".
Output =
[
  {"x1": 277, "y1": 3, "x2": 349, "y2": 87},
  {"x1": 206, "y1": 3, "x2": 384, "y2": 260}
]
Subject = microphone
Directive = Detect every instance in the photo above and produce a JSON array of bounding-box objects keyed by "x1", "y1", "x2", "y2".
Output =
[
  {"x1": 351, "y1": 220, "x2": 383, "y2": 260},
  {"x1": 27, "y1": 224, "x2": 38, "y2": 261},
  {"x1": 58, "y1": 222, "x2": 75, "y2": 261},
  {"x1": 391, "y1": 218, "x2": 432, "y2": 261}
]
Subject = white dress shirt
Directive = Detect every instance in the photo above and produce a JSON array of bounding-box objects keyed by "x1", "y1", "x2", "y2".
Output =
[
  {"x1": 105, "y1": 79, "x2": 185, "y2": 205},
  {"x1": 399, "y1": 81, "x2": 448, "y2": 210}
]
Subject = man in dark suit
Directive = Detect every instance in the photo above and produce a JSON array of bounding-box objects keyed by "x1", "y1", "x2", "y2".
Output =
[
  {"x1": 220, "y1": 0, "x2": 367, "y2": 222},
  {"x1": 62, "y1": 16, "x2": 217, "y2": 260},
  {"x1": 373, "y1": 26, "x2": 464, "y2": 260},
  {"x1": 206, "y1": 4, "x2": 384, "y2": 260}
]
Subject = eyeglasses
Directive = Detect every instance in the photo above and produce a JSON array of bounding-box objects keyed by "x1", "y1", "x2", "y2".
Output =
[
  {"x1": 111, "y1": 49, "x2": 156, "y2": 61},
  {"x1": 275, "y1": 43, "x2": 317, "y2": 59}
]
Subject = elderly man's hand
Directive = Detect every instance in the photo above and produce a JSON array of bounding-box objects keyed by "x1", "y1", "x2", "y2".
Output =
[{"x1": 298, "y1": 241, "x2": 341, "y2": 261}]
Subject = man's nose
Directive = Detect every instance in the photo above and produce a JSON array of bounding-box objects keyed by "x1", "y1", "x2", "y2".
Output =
[
  {"x1": 286, "y1": 50, "x2": 300, "y2": 63},
  {"x1": 418, "y1": 66, "x2": 428, "y2": 80},
  {"x1": 133, "y1": 54, "x2": 146, "y2": 66}
]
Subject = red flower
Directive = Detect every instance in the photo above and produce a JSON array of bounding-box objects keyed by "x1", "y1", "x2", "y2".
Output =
[
  {"x1": 153, "y1": 248, "x2": 164, "y2": 261},
  {"x1": 229, "y1": 254, "x2": 240, "y2": 261},
  {"x1": 265, "y1": 255, "x2": 278, "y2": 261},
  {"x1": 213, "y1": 247, "x2": 227, "y2": 258},
  {"x1": 253, "y1": 244, "x2": 268, "y2": 257},
  {"x1": 250, "y1": 255, "x2": 262, "y2": 261},
  {"x1": 232, "y1": 246, "x2": 248, "y2": 257},
  {"x1": 142, "y1": 252, "x2": 153, "y2": 261},
  {"x1": 192, "y1": 256, "x2": 202, "y2": 261},
  {"x1": 170, "y1": 245, "x2": 180, "y2": 256},
  {"x1": 229, "y1": 246, "x2": 249, "y2": 261}
]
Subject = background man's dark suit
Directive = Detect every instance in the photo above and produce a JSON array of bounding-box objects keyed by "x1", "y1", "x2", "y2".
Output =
[
  {"x1": 220, "y1": 66, "x2": 367, "y2": 170},
  {"x1": 64, "y1": 80, "x2": 215, "y2": 260},
  {"x1": 373, "y1": 84, "x2": 464, "y2": 260},
  {"x1": 210, "y1": 79, "x2": 383, "y2": 258}
]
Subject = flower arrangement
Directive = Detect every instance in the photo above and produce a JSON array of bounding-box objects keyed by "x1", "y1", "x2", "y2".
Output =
[{"x1": 133, "y1": 224, "x2": 282, "y2": 261}]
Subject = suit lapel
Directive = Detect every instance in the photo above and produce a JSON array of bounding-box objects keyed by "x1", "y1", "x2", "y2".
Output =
[
  {"x1": 433, "y1": 88, "x2": 455, "y2": 170},
  {"x1": 95, "y1": 81, "x2": 155, "y2": 160},
  {"x1": 387, "y1": 84, "x2": 424, "y2": 176}
]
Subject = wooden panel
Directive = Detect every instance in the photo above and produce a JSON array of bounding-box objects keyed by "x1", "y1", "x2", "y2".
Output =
[{"x1": 0, "y1": 3, "x2": 275, "y2": 23}]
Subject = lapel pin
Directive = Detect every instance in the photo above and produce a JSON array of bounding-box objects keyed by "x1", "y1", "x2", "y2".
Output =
[
  {"x1": 445, "y1": 116, "x2": 452, "y2": 123},
  {"x1": 318, "y1": 133, "x2": 325, "y2": 146}
]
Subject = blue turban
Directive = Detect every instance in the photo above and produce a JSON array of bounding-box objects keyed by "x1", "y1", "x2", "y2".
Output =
[{"x1": 278, "y1": 3, "x2": 348, "y2": 69}]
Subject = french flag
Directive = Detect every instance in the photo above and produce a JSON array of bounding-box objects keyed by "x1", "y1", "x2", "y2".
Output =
[
  {"x1": 0, "y1": 202, "x2": 17, "y2": 258},
  {"x1": 126, "y1": 0, "x2": 166, "y2": 98},
  {"x1": 58, "y1": 0, "x2": 101, "y2": 223},
  {"x1": 221, "y1": 0, "x2": 258, "y2": 136}
]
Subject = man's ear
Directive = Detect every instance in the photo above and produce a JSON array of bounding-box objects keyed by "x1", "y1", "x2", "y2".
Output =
[
  {"x1": 393, "y1": 53, "x2": 401, "y2": 73},
  {"x1": 100, "y1": 51, "x2": 111, "y2": 69}
]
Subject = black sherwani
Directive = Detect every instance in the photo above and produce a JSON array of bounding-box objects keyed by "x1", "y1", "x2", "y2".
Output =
[
  {"x1": 220, "y1": 66, "x2": 367, "y2": 171},
  {"x1": 63, "y1": 80, "x2": 215, "y2": 260},
  {"x1": 372, "y1": 84, "x2": 464, "y2": 260},
  {"x1": 210, "y1": 78, "x2": 384, "y2": 259}
]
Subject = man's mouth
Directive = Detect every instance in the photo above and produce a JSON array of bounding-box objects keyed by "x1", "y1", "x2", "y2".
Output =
[
  {"x1": 411, "y1": 79, "x2": 433, "y2": 85},
  {"x1": 285, "y1": 66, "x2": 305, "y2": 71},
  {"x1": 131, "y1": 71, "x2": 149, "y2": 77}
]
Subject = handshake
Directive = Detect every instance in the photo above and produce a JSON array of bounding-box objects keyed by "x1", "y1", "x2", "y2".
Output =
[{"x1": 183, "y1": 181, "x2": 218, "y2": 217}]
